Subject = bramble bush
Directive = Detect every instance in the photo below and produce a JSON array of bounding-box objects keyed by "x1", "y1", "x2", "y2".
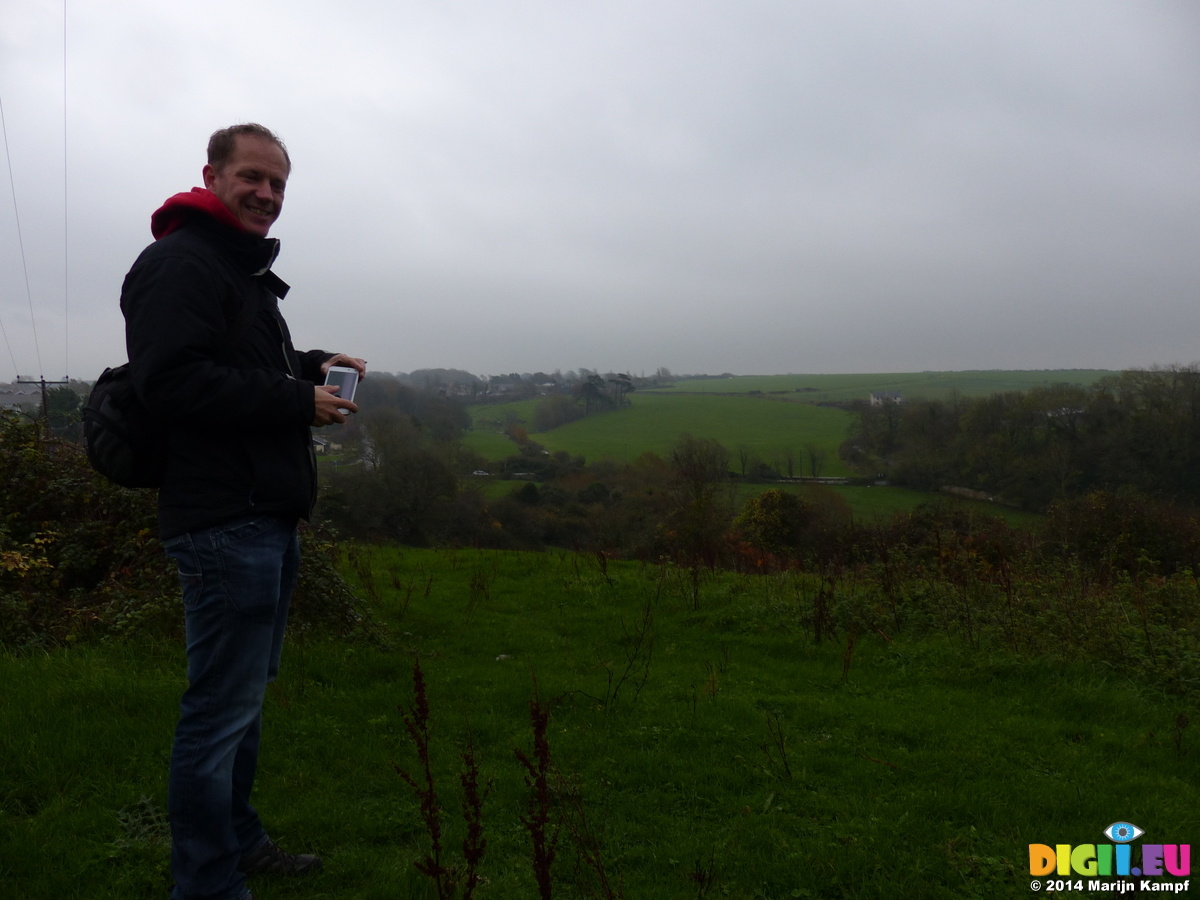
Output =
[
  {"x1": 728, "y1": 497, "x2": 1200, "y2": 697},
  {"x1": 0, "y1": 412, "x2": 173, "y2": 647},
  {"x1": 0, "y1": 412, "x2": 377, "y2": 649}
]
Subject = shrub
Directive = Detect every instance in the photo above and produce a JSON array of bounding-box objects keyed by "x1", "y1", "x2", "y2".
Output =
[
  {"x1": 0, "y1": 412, "x2": 173, "y2": 647},
  {"x1": 1044, "y1": 490, "x2": 1200, "y2": 577},
  {"x1": 0, "y1": 412, "x2": 378, "y2": 649},
  {"x1": 732, "y1": 489, "x2": 818, "y2": 558}
]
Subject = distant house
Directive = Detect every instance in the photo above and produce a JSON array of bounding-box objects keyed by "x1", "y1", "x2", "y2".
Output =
[
  {"x1": 0, "y1": 387, "x2": 40, "y2": 413},
  {"x1": 869, "y1": 391, "x2": 903, "y2": 406},
  {"x1": 312, "y1": 436, "x2": 329, "y2": 454}
]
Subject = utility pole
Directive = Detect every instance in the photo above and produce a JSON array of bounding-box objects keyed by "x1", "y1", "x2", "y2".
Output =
[{"x1": 16, "y1": 376, "x2": 71, "y2": 438}]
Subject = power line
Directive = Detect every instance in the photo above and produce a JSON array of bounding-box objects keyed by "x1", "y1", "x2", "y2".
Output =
[
  {"x1": 0, "y1": 93, "x2": 18, "y2": 378},
  {"x1": 62, "y1": 0, "x2": 69, "y2": 380},
  {"x1": 0, "y1": 91, "x2": 45, "y2": 379},
  {"x1": 0, "y1": 302, "x2": 17, "y2": 381}
]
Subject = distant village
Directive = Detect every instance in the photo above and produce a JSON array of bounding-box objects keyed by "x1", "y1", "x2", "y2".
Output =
[
  {"x1": 0, "y1": 383, "x2": 44, "y2": 413},
  {"x1": 0, "y1": 372, "x2": 904, "y2": 423}
]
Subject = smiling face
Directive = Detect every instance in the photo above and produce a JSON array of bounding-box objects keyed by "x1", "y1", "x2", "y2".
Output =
[{"x1": 202, "y1": 135, "x2": 289, "y2": 237}]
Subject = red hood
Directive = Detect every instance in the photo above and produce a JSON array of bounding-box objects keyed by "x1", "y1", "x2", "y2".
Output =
[{"x1": 150, "y1": 187, "x2": 244, "y2": 240}]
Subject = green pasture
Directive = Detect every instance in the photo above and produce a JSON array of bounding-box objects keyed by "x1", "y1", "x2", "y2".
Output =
[
  {"x1": 464, "y1": 399, "x2": 541, "y2": 461},
  {"x1": 653, "y1": 371, "x2": 1113, "y2": 403},
  {"x1": 2, "y1": 549, "x2": 1195, "y2": 898},
  {"x1": 463, "y1": 391, "x2": 1035, "y2": 524},
  {"x1": 736, "y1": 483, "x2": 1042, "y2": 528},
  {"x1": 466, "y1": 394, "x2": 855, "y2": 474},
  {"x1": 477, "y1": 477, "x2": 1037, "y2": 527}
]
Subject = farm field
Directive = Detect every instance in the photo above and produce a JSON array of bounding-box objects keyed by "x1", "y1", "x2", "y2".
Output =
[
  {"x1": 466, "y1": 394, "x2": 855, "y2": 475},
  {"x1": 463, "y1": 393, "x2": 1038, "y2": 523},
  {"x1": 829, "y1": 485, "x2": 1040, "y2": 527},
  {"x1": 471, "y1": 475, "x2": 1041, "y2": 528},
  {"x1": 749, "y1": 483, "x2": 1043, "y2": 529},
  {"x1": 2, "y1": 548, "x2": 1194, "y2": 898},
  {"x1": 465, "y1": 398, "x2": 541, "y2": 460},
  {"x1": 652, "y1": 370, "x2": 1113, "y2": 403}
]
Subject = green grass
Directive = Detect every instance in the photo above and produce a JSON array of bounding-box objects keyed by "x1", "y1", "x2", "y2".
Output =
[
  {"x1": 476, "y1": 477, "x2": 1039, "y2": 527},
  {"x1": 465, "y1": 394, "x2": 1035, "y2": 523},
  {"x1": 466, "y1": 394, "x2": 855, "y2": 473},
  {"x1": 830, "y1": 485, "x2": 1043, "y2": 528},
  {"x1": 464, "y1": 399, "x2": 542, "y2": 461},
  {"x1": 655, "y1": 371, "x2": 1114, "y2": 403},
  {"x1": 464, "y1": 474, "x2": 519, "y2": 500},
  {"x1": 1, "y1": 549, "x2": 1193, "y2": 898},
  {"x1": 735, "y1": 483, "x2": 1043, "y2": 528}
]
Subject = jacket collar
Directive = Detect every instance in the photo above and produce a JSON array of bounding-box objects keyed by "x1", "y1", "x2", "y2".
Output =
[{"x1": 150, "y1": 187, "x2": 288, "y2": 296}]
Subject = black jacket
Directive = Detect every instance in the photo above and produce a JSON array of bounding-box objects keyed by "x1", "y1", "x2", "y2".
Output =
[{"x1": 121, "y1": 212, "x2": 331, "y2": 538}]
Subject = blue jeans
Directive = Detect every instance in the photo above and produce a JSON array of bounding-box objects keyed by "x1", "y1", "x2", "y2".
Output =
[{"x1": 163, "y1": 515, "x2": 300, "y2": 900}]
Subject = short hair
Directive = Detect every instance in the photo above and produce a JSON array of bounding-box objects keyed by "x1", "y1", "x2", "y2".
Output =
[{"x1": 207, "y1": 123, "x2": 291, "y2": 174}]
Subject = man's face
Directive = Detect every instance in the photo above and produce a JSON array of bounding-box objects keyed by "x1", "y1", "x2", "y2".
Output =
[{"x1": 202, "y1": 135, "x2": 289, "y2": 237}]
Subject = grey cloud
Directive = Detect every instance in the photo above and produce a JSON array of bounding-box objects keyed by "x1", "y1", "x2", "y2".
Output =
[{"x1": 0, "y1": 0, "x2": 1197, "y2": 379}]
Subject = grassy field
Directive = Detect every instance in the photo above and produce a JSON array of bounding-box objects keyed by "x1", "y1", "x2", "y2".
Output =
[
  {"x1": 752, "y1": 483, "x2": 1043, "y2": 529},
  {"x1": 466, "y1": 395, "x2": 855, "y2": 475},
  {"x1": 466, "y1": 398, "x2": 542, "y2": 461},
  {"x1": 475, "y1": 476, "x2": 1040, "y2": 526},
  {"x1": 3, "y1": 549, "x2": 1193, "y2": 898},
  {"x1": 652, "y1": 371, "x2": 1114, "y2": 403},
  {"x1": 464, "y1": 395, "x2": 1037, "y2": 523}
]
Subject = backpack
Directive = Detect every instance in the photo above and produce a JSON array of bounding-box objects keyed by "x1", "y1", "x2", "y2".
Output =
[
  {"x1": 83, "y1": 290, "x2": 262, "y2": 489},
  {"x1": 82, "y1": 364, "x2": 170, "y2": 488}
]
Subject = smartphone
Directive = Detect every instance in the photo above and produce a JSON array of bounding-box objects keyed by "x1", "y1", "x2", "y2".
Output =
[{"x1": 323, "y1": 366, "x2": 359, "y2": 414}]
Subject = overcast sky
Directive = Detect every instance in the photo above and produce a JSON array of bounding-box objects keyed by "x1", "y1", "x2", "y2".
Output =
[{"x1": 1, "y1": 0, "x2": 1198, "y2": 381}]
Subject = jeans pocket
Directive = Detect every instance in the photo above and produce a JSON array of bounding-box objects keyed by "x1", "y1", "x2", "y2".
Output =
[
  {"x1": 212, "y1": 517, "x2": 294, "y2": 621},
  {"x1": 163, "y1": 534, "x2": 204, "y2": 610}
]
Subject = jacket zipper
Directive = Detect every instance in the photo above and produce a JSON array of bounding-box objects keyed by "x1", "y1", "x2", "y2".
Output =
[{"x1": 269, "y1": 300, "x2": 319, "y2": 517}]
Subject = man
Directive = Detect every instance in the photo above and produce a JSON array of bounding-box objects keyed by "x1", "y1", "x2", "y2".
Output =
[{"x1": 121, "y1": 123, "x2": 363, "y2": 900}]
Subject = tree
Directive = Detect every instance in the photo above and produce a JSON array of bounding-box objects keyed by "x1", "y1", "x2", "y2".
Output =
[
  {"x1": 781, "y1": 446, "x2": 797, "y2": 478},
  {"x1": 736, "y1": 444, "x2": 753, "y2": 477},
  {"x1": 532, "y1": 394, "x2": 585, "y2": 432},
  {"x1": 324, "y1": 406, "x2": 458, "y2": 544},
  {"x1": 607, "y1": 372, "x2": 635, "y2": 406},
  {"x1": 804, "y1": 443, "x2": 827, "y2": 479},
  {"x1": 577, "y1": 375, "x2": 609, "y2": 416},
  {"x1": 666, "y1": 435, "x2": 734, "y2": 606},
  {"x1": 670, "y1": 435, "x2": 731, "y2": 507},
  {"x1": 46, "y1": 385, "x2": 82, "y2": 438},
  {"x1": 733, "y1": 489, "x2": 817, "y2": 558}
]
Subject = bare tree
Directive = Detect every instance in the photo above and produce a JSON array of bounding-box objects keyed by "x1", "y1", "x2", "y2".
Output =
[
  {"x1": 667, "y1": 435, "x2": 734, "y2": 607},
  {"x1": 804, "y1": 443, "x2": 828, "y2": 479},
  {"x1": 781, "y1": 446, "x2": 797, "y2": 478},
  {"x1": 736, "y1": 444, "x2": 753, "y2": 477}
]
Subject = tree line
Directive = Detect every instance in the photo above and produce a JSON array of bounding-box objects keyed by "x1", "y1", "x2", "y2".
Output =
[{"x1": 841, "y1": 366, "x2": 1200, "y2": 510}]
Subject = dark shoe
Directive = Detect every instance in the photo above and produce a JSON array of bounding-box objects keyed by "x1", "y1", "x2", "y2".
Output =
[{"x1": 239, "y1": 838, "x2": 322, "y2": 875}]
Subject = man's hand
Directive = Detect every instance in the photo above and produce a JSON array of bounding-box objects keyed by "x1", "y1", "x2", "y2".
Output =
[
  {"x1": 320, "y1": 354, "x2": 367, "y2": 381},
  {"x1": 313, "y1": 384, "x2": 358, "y2": 426}
]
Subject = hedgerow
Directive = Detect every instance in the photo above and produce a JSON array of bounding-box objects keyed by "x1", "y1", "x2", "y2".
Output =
[{"x1": 0, "y1": 412, "x2": 379, "y2": 649}]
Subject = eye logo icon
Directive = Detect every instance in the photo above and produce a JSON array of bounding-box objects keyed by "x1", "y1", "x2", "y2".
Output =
[
  {"x1": 1103, "y1": 822, "x2": 1145, "y2": 843},
  {"x1": 1030, "y1": 823, "x2": 1188, "y2": 877}
]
